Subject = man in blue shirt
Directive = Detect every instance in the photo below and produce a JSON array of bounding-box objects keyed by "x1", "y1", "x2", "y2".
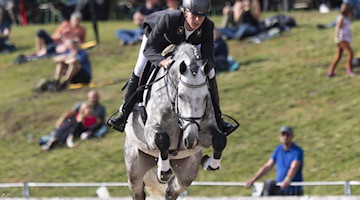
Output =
[
  {"x1": 52, "y1": 39, "x2": 92, "y2": 91},
  {"x1": 245, "y1": 126, "x2": 304, "y2": 195}
]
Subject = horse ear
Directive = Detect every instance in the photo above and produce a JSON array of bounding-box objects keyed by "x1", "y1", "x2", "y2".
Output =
[
  {"x1": 180, "y1": 61, "x2": 187, "y2": 74},
  {"x1": 202, "y1": 60, "x2": 211, "y2": 75}
]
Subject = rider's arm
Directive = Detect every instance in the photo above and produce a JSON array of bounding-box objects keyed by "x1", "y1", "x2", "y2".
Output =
[
  {"x1": 143, "y1": 13, "x2": 172, "y2": 67},
  {"x1": 200, "y1": 20, "x2": 215, "y2": 68}
]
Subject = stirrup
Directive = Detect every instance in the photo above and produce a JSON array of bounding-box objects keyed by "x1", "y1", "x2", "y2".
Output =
[
  {"x1": 220, "y1": 114, "x2": 240, "y2": 136},
  {"x1": 222, "y1": 121, "x2": 236, "y2": 136}
]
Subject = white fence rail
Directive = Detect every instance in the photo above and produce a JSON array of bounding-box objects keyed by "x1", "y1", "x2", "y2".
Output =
[{"x1": 0, "y1": 181, "x2": 359, "y2": 198}]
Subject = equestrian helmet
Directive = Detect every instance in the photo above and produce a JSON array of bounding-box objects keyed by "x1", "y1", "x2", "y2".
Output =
[{"x1": 182, "y1": 0, "x2": 211, "y2": 16}]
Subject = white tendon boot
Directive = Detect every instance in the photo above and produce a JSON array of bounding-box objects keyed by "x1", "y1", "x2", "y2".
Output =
[
  {"x1": 156, "y1": 154, "x2": 173, "y2": 183},
  {"x1": 202, "y1": 155, "x2": 221, "y2": 171}
]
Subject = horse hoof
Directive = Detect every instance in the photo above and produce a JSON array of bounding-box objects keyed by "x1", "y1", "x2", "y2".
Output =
[
  {"x1": 156, "y1": 169, "x2": 173, "y2": 184},
  {"x1": 201, "y1": 155, "x2": 220, "y2": 171}
]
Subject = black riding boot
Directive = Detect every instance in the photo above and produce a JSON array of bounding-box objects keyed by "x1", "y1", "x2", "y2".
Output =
[
  {"x1": 107, "y1": 73, "x2": 140, "y2": 132},
  {"x1": 209, "y1": 77, "x2": 236, "y2": 135}
]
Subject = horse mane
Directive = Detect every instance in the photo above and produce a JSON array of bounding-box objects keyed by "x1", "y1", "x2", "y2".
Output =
[{"x1": 172, "y1": 43, "x2": 201, "y2": 76}]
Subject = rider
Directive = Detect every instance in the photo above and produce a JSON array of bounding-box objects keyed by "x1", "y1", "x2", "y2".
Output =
[{"x1": 108, "y1": 0, "x2": 236, "y2": 137}]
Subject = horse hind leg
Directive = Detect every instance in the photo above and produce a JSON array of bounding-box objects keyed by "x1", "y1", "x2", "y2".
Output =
[
  {"x1": 125, "y1": 139, "x2": 156, "y2": 200},
  {"x1": 129, "y1": 183, "x2": 146, "y2": 200},
  {"x1": 154, "y1": 132, "x2": 173, "y2": 183},
  {"x1": 166, "y1": 152, "x2": 202, "y2": 200}
]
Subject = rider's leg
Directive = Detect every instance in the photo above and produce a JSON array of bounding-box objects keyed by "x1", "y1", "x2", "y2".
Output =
[
  {"x1": 107, "y1": 73, "x2": 140, "y2": 132},
  {"x1": 208, "y1": 70, "x2": 236, "y2": 135},
  {"x1": 107, "y1": 36, "x2": 148, "y2": 132}
]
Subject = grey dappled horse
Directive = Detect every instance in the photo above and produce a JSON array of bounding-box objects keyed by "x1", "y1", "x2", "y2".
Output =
[{"x1": 124, "y1": 43, "x2": 225, "y2": 200}]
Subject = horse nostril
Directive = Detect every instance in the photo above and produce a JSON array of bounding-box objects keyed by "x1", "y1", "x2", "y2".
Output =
[
  {"x1": 184, "y1": 139, "x2": 189, "y2": 149},
  {"x1": 185, "y1": 138, "x2": 198, "y2": 149},
  {"x1": 192, "y1": 138, "x2": 198, "y2": 149}
]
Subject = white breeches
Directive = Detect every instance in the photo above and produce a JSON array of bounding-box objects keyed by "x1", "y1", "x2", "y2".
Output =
[{"x1": 133, "y1": 35, "x2": 149, "y2": 77}]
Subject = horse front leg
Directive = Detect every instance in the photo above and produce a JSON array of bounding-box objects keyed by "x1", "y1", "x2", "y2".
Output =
[
  {"x1": 145, "y1": 119, "x2": 173, "y2": 183},
  {"x1": 154, "y1": 131, "x2": 173, "y2": 183},
  {"x1": 202, "y1": 127, "x2": 227, "y2": 171}
]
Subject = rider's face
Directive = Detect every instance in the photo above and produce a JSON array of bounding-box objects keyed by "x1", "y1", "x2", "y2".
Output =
[{"x1": 184, "y1": 10, "x2": 205, "y2": 31}]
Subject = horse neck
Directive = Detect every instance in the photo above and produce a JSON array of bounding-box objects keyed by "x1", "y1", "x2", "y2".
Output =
[{"x1": 166, "y1": 65, "x2": 180, "y2": 103}]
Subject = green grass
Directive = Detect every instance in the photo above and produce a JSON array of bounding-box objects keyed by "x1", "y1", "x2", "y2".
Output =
[{"x1": 0, "y1": 11, "x2": 359, "y2": 197}]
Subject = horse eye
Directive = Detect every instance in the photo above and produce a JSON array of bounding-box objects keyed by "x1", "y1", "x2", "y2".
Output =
[{"x1": 178, "y1": 94, "x2": 184, "y2": 100}]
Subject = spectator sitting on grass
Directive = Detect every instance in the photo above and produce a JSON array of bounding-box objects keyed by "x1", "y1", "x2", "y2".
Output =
[
  {"x1": 317, "y1": 0, "x2": 360, "y2": 29},
  {"x1": 115, "y1": 0, "x2": 162, "y2": 45},
  {"x1": 39, "y1": 89, "x2": 107, "y2": 150},
  {"x1": 35, "y1": 12, "x2": 86, "y2": 56},
  {"x1": 41, "y1": 102, "x2": 99, "y2": 150},
  {"x1": 51, "y1": 39, "x2": 92, "y2": 91},
  {"x1": 213, "y1": 28, "x2": 229, "y2": 72},
  {"x1": 213, "y1": 29, "x2": 240, "y2": 73},
  {"x1": 218, "y1": 0, "x2": 261, "y2": 40},
  {"x1": 0, "y1": 6, "x2": 15, "y2": 53}
]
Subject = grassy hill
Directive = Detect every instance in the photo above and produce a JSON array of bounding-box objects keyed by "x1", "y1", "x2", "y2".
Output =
[{"x1": 0, "y1": 11, "x2": 359, "y2": 197}]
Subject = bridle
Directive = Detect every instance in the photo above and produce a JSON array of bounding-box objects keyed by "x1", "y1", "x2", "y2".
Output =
[
  {"x1": 164, "y1": 67, "x2": 209, "y2": 155},
  {"x1": 176, "y1": 76, "x2": 208, "y2": 132}
]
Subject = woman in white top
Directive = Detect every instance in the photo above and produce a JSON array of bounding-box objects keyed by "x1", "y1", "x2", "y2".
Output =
[{"x1": 328, "y1": 3, "x2": 355, "y2": 77}]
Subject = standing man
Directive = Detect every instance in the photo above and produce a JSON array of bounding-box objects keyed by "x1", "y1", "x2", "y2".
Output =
[{"x1": 245, "y1": 126, "x2": 304, "y2": 195}]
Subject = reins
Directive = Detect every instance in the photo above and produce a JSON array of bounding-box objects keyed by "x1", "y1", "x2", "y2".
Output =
[{"x1": 107, "y1": 70, "x2": 168, "y2": 124}]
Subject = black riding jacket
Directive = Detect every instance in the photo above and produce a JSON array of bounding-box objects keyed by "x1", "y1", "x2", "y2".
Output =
[{"x1": 143, "y1": 10, "x2": 215, "y2": 68}]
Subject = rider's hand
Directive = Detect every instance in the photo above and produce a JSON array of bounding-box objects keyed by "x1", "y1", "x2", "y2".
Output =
[{"x1": 159, "y1": 58, "x2": 174, "y2": 69}]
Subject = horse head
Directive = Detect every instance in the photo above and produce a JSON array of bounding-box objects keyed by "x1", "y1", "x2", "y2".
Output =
[{"x1": 169, "y1": 43, "x2": 212, "y2": 150}]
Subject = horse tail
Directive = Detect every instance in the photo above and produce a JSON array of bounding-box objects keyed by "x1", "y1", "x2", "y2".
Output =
[{"x1": 143, "y1": 168, "x2": 167, "y2": 197}]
